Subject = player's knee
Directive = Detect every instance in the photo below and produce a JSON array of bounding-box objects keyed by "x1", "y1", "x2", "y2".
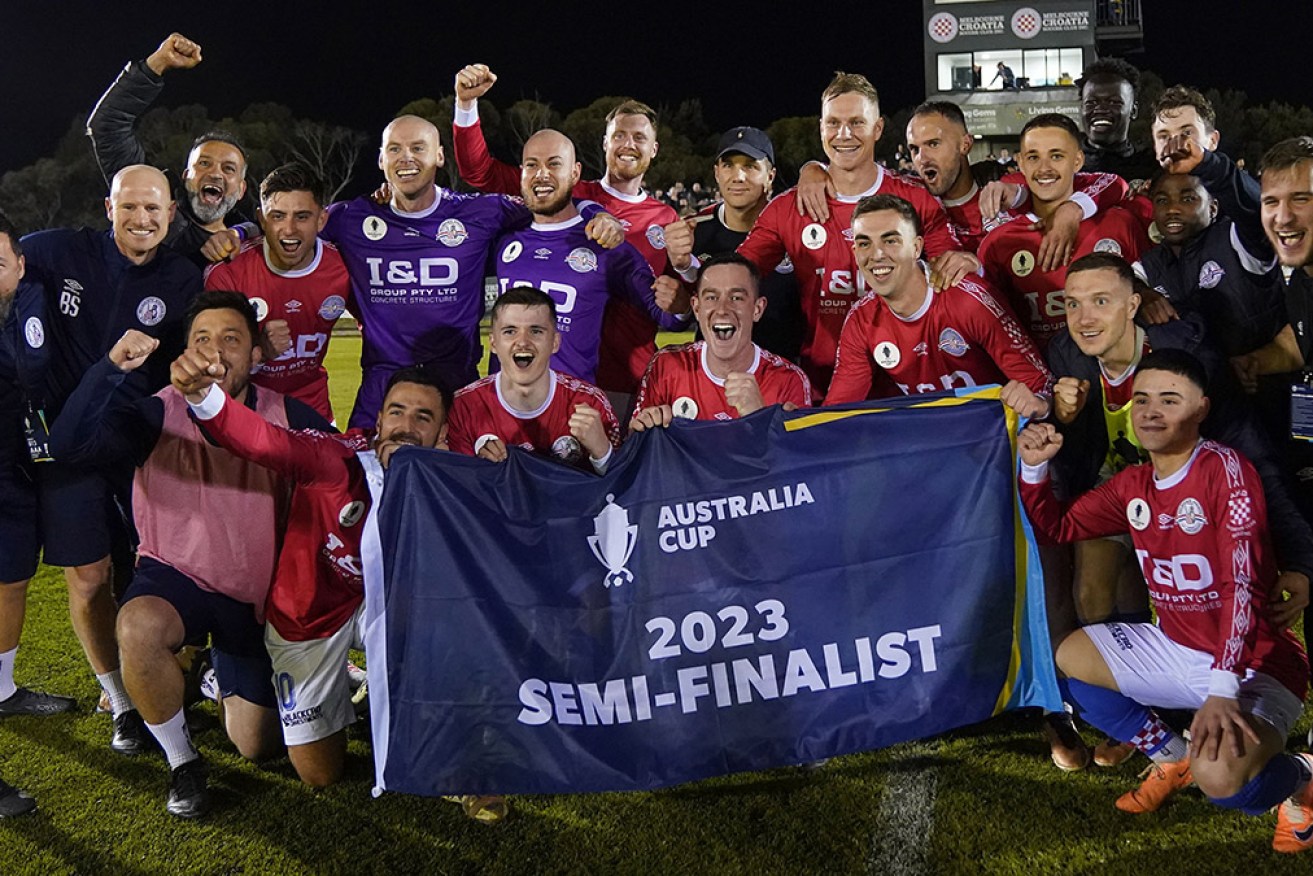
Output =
[
  {"x1": 1053, "y1": 630, "x2": 1088, "y2": 678},
  {"x1": 64, "y1": 562, "x2": 111, "y2": 600},
  {"x1": 295, "y1": 760, "x2": 343, "y2": 789},
  {"x1": 115, "y1": 600, "x2": 173, "y2": 655}
]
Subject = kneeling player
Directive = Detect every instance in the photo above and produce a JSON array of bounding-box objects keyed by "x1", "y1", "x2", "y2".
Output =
[
  {"x1": 447, "y1": 287, "x2": 619, "y2": 472},
  {"x1": 630, "y1": 253, "x2": 811, "y2": 431},
  {"x1": 1018, "y1": 350, "x2": 1313, "y2": 854}
]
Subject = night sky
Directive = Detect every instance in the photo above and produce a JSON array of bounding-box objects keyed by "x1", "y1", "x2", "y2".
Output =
[{"x1": 3, "y1": 1, "x2": 1310, "y2": 175}]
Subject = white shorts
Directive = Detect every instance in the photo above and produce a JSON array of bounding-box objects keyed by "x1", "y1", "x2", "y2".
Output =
[
  {"x1": 1086, "y1": 621, "x2": 1305, "y2": 738},
  {"x1": 265, "y1": 603, "x2": 366, "y2": 746}
]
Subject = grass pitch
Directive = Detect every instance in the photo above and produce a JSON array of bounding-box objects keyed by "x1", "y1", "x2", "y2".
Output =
[{"x1": 2, "y1": 337, "x2": 1310, "y2": 874}]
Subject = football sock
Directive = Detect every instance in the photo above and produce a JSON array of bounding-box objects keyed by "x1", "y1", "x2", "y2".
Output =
[
  {"x1": 0, "y1": 647, "x2": 17, "y2": 701},
  {"x1": 1211, "y1": 754, "x2": 1307, "y2": 816},
  {"x1": 96, "y1": 670, "x2": 133, "y2": 718},
  {"x1": 1059, "y1": 678, "x2": 1187, "y2": 763},
  {"x1": 146, "y1": 709, "x2": 199, "y2": 770}
]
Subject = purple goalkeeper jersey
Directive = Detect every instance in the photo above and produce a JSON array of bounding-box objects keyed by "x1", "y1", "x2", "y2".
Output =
[
  {"x1": 322, "y1": 187, "x2": 528, "y2": 427},
  {"x1": 493, "y1": 216, "x2": 689, "y2": 383}
]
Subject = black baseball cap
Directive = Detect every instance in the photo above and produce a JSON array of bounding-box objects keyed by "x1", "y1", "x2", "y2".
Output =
[{"x1": 716, "y1": 127, "x2": 775, "y2": 164}]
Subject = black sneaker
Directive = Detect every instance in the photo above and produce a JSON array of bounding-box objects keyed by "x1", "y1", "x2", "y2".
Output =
[
  {"x1": 166, "y1": 759, "x2": 209, "y2": 819},
  {"x1": 111, "y1": 709, "x2": 153, "y2": 756},
  {"x1": 0, "y1": 687, "x2": 76, "y2": 716},
  {"x1": 0, "y1": 779, "x2": 36, "y2": 817}
]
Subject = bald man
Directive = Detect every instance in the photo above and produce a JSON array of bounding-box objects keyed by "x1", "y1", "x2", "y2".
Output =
[
  {"x1": 490, "y1": 129, "x2": 689, "y2": 384},
  {"x1": 18, "y1": 163, "x2": 202, "y2": 752}
]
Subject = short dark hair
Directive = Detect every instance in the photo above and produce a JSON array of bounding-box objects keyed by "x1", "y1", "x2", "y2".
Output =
[
  {"x1": 853, "y1": 193, "x2": 923, "y2": 237},
  {"x1": 385, "y1": 365, "x2": 452, "y2": 413},
  {"x1": 0, "y1": 211, "x2": 22, "y2": 259},
  {"x1": 696, "y1": 252, "x2": 761, "y2": 296},
  {"x1": 184, "y1": 289, "x2": 260, "y2": 343},
  {"x1": 189, "y1": 131, "x2": 248, "y2": 173},
  {"x1": 1067, "y1": 252, "x2": 1137, "y2": 289},
  {"x1": 605, "y1": 100, "x2": 658, "y2": 135},
  {"x1": 910, "y1": 101, "x2": 968, "y2": 133},
  {"x1": 259, "y1": 163, "x2": 325, "y2": 207},
  {"x1": 822, "y1": 71, "x2": 880, "y2": 109},
  {"x1": 1076, "y1": 57, "x2": 1141, "y2": 95},
  {"x1": 1261, "y1": 137, "x2": 1313, "y2": 176},
  {"x1": 1152, "y1": 86, "x2": 1216, "y2": 133},
  {"x1": 1137, "y1": 348, "x2": 1208, "y2": 394},
  {"x1": 491, "y1": 286, "x2": 557, "y2": 324},
  {"x1": 1021, "y1": 113, "x2": 1082, "y2": 144}
]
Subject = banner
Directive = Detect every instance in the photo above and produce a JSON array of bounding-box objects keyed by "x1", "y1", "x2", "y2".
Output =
[{"x1": 363, "y1": 388, "x2": 1061, "y2": 796}]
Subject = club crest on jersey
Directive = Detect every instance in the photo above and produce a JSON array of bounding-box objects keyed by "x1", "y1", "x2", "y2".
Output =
[
  {"x1": 534, "y1": 247, "x2": 553, "y2": 260},
  {"x1": 1160, "y1": 497, "x2": 1207, "y2": 535},
  {"x1": 436, "y1": 219, "x2": 468, "y2": 247},
  {"x1": 1126, "y1": 497, "x2": 1150, "y2": 531},
  {"x1": 646, "y1": 224, "x2": 666, "y2": 249},
  {"x1": 1093, "y1": 238, "x2": 1123, "y2": 256},
  {"x1": 673, "y1": 397, "x2": 699, "y2": 419},
  {"x1": 1011, "y1": 250, "x2": 1035, "y2": 277},
  {"x1": 587, "y1": 493, "x2": 638, "y2": 588},
  {"x1": 338, "y1": 501, "x2": 366, "y2": 528},
  {"x1": 249, "y1": 297, "x2": 269, "y2": 322},
  {"x1": 136, "y1": 296, "x2": 166, "y2": 327},
  {"x1": 873, "y1": 341, "x2": 901, "y2": 369},
  {"x1": 802, "y1": 223, "x2": 828, "y2": 250},
  {"x1": 501, "y1": 241, "x2": 523, "y2": 263},
  {"x1": 285, "y1": 299, "x2": 303, "y2": 314},
  {"x1": 938, "y1": 327, "x2": 969, "y2": 357},
  {"x1": 914, "y1": 341, "x2": 929, "y2": 357},
  {"x1": 552, "y1": 435, "x2": 583, "y2": 462},
  {"x1": 319, "y1": 295, "x2": 346, "y2": 320},
  {"x1": 1198, "y1": 261, "x2": 1225, "y2": 289},
  {"x1": 24, "y1": 317, "x2": 44, "y2": 349},
  {"x1": 362, "y1": 216, "x2": 387, "y2": 241},
  {"x1": 566, "y1": 247, "x2": 599, "y2": 273},
  {"x1": 775, "y1": 255, "x2": 794, "y2": 275}
]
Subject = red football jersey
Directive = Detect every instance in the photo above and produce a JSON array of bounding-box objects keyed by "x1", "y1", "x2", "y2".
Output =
[
  {"x1": 632, "y1": 341, "x2": 813, "y2": 421},
  {"x1": 451, "y1": 117, "x2": 678, "y2": 394},
  {"x1": 978, "y1": 205, "x2": 1149, "y2": 347},
  {"x1": 204, "y1": 239, "x2": 350, "y2": 421},
  {"x1": 1021, "y1": 441, "x2": 1309, "y2": 699},
  {"x1": 447, "y1": 371, "x2": 620, "y2": 469},
  {"x1": 946, "y1": 171, "x2": 1128, "y2": 254},
  {"x1": 738, "y1": 167, "x2": 960, "y2": 394},
  {"x1": 826, "y1": 272, "x2": 1051, "y2": 404}
]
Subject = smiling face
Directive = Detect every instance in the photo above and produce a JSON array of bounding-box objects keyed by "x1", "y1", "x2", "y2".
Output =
[
  {"x1": 1261, "y1": 160, "x2": 1313, "y2": 269},
  {"x1": 604, "y1": 113, "x2": 658, "y2": 183},
  {"x1": 184, "y1": 140, "x2": 247, "y2": 225},
  {"x1": 105, "y1": 165, "x2": 175, "y2": 264},
  {"x1": 375, "y1": 381, "x2": 446, "y2": 450},
  {"x1": 1063, "y1": 267, "x2": 1140, "y2": 361},
  {"x1": 259, "y1": 189, "x2": 325, "y2": 272},
  {"x1": 1151, "y1": 174, "x2": 1215, "y2": 248},
  {"x1": 906, "y1": 112, "x2": 972, "y2": 199},
  {"x1": 490, "y1": 302, "x2": 559, "y2": 389},
  {"x1": 1151, "y1": 105, "x2": 1219, "y2": 162},
  {"x1": 186, "y1": 306, "x2": 262, "y2": 399},
  {"x1": 379, "y1": 116, "x2": 444, "y2": 199},
  {"x1": 1019, "y1": 125, "x2": 1084, "y2": 207},
  {"x1": 714, "y1": 153, "x2": 774, "y2": 211},
  {"x1": 1130, "y1": 368, "x2": 1208, "y2": 455},
  {"x1": 693, "y1": 262, "x2": 765, "y2": 367},
  {"x1": 821, "y1": 91, "x2": 883, "y2": 174},
  {"x1": 520, "y1": 130, "x2": 580, "y2": 219},
  {"x1": 1081, "y1": 75, "x2": 1135, "y2": 148}
]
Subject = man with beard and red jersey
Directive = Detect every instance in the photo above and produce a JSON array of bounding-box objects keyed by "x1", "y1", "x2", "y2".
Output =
[
  {"x1": 736, "y1": 72, "x2": 972, "y2": 396},
  {"x1": 447, "y1": 287, "x2": 620, "y2": 473},
  {"x1": 661, "y1": 127, "x2": 804, "y2": 363},
  {"x1": 87, "y1": 33, "x2": 256, "y2": 267},
  {"x1": 824, "y1": 195, "x2": 1051, "y2": 411},
  {"x1": 906, "y1": 102, "x2": 1129, "y2": 262},
  {"x1": 320, "y1": 114, "x2": 623, "y2": 429},
  {"x1": 630, "y1": 254, "x2": 811, "y2": 430},
  {"x1": 978, "y1": 114, "x2": 1150, "y2": 349},
  {"x1": 494, "y1": 129, "x2": 690, "y2": 385},
  {"x1": 204, "y1": 164, "x2": 350, "y2": 422},
  {"x1": 451, "y1": 64, "x2": 685, "y2": 411},
  {"x1": 1018, "y1": 352, "x2": 1313, "y2": 854}
]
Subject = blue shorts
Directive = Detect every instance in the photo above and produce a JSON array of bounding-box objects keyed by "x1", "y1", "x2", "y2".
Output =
[
  {"x1": 0, "y1": 457, "x2": 40, "y2": 582},
  {"x1": 34, "y1": 462, "x2": 118, "y2": 567},
  {"x1": 123, "y1": 557, "x2": 276, "y2": 708}
]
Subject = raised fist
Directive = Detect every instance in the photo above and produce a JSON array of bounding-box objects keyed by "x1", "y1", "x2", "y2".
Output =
[{"x1": 146, "y1": 33, "x2": 202, "y2": 77}]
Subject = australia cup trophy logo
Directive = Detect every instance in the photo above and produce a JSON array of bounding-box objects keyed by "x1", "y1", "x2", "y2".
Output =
[{"x1": 587, "y1": 494, "x2": 638, "y2": 588}]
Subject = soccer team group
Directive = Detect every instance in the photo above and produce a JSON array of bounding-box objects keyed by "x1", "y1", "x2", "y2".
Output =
[{"x1": 3, "y1": 31, "x2": 1313, "y2": 847}]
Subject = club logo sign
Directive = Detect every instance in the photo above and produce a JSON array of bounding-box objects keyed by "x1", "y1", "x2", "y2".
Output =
[
  {"x1": 1198, "y1": 261, "x2": 1224, "y2": 289},
  {"x1": 566, "y1": 247, "x2": 598, "y2": 273},
  {"x1": 137, "y1": 297, "x2": 166, "y2": 327},
  {"x1": 928, "y1": 12, "x2": 958, "y2": 43},
  {"x1": 673, "y1": 397, "x2": 699, "y2": 419},
  {"x1": 437, "y1": 219, "x2": 468, "y2": 247},
  {"x1": 1127, "y1": 497, "x2": 1150, "y2": 531},
  {"x1": 362, "y1": 216, "x2": 387, "y2": 241},
  {"x1": 249, "y1": 297, "x2": 269, "y2": 322},
  {"x1": 501, "y1": 241, "x2": 523, "y2": 263},
  {"x1": 24, "y1": 317, "x2": 44, "y2": 349},
  {"x1": 1011, "y1": 7, "x2": 1041, "y2": 38},
  {"x1": 938, "y1": 327, "x2": 969, "y2": 357},
  {"x1": 802, "y1": 224, "x2": 827, "y2": 250},
  {"x1": 587, "y1": 493, "x2": 638, "y2": 588},
  {"x1": 873, "y1": 341, "x2": 901, "y2": 369}
]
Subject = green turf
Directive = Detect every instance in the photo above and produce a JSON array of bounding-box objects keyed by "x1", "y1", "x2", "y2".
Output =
[{"x1": 2, "y1": 336, "x2": 1310, "y2": 874}]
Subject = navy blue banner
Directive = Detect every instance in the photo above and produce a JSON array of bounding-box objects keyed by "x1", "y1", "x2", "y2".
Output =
[{"x1": 362, "y1": 390, "x2": 1061, "y2": 796}]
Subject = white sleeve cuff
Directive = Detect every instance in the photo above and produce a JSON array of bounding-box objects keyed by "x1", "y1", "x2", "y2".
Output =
[
  {"x1": 676, "y1": 254, "x2": 701, "y2": 284},
  {"x1": 474, "y1": 434, "x2": 500, "y2": 454},
  {"x1": 453, "y1": 103, "x2": 479, "y2": 128},
  {"x1": 1069, "y1": 191, "x2": 1097, "y2": 221},
  {"x1": 188, "y1": 383, "x2": 226, "y2": 420},
  {"x1": 1019, "y1": 460, "x2": 1049, "y2": 484},
  {"x1": 590, "y1": 444, "x2": 613, "y2": 474},
  {"x1": 1008, "y1": 184, "x2": 1027, "y2": 210},
  {"x1": 1207, "y1": 669, "x2": 1241, "y2": 699}
]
